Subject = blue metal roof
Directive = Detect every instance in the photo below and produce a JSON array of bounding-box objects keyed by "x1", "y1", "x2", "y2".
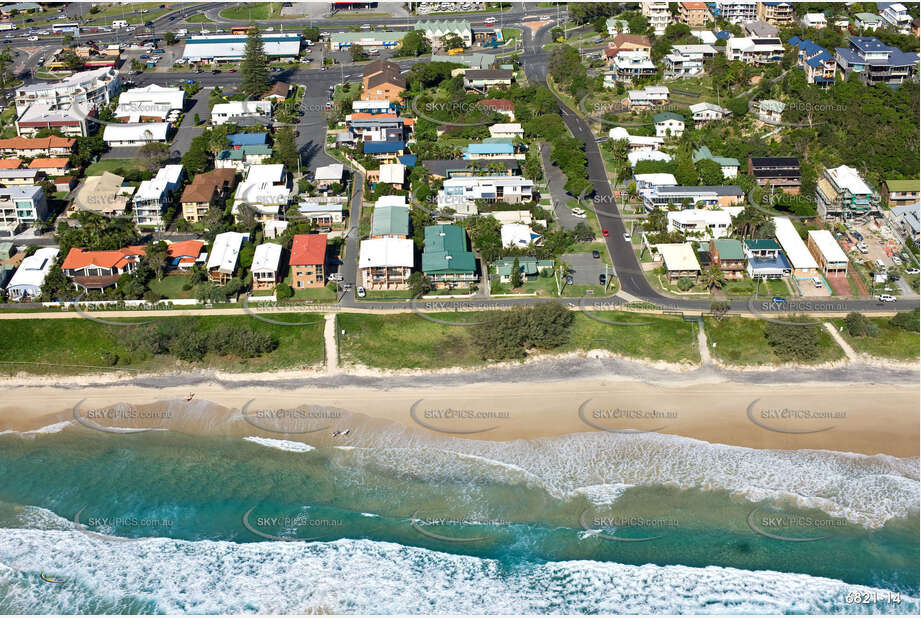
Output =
[
  {"x1": 465, "y1": 143, "x2": 514, "y2": 154},
  {"x1": 228, "y1": 132, "x2": 267, "y2": 147},
  {"x1": 398, "y1": 154, "x2": 417, "y2": 167},
  {"x1": 715, "y1": 30, "x2": 732, "y2": 40},
  {"x1": 363, "y1": 141, "x2": 404, "y2": 154}
]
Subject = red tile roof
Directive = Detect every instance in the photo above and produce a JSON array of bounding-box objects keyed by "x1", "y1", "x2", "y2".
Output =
[
  {"x1": 167, "y1": 240, "x2": 204, "y2": 260},
  {"x1": 0, "y1": 136, "x2": 75, "y2": 150},
  {"x1": 28, "y1": 157, "x2": 70, "y2": 169},
  {"x1": 477, "y1": 98, "x2": 514, "y2": 111},
  {"x1": 289, "y1": 234, "x2": 327, "y2": 266},
  {"x1": 61, "y1": 246, "x2": 147, "y2": 271},
  {"x1": 0, "y1": 159, "x2": 22, "y2": 169}
]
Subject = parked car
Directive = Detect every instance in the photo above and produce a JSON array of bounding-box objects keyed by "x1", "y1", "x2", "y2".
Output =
[
  {"x1": 599, "y1": 273, "x2": 606, "y2": 285},
  {"x1": 592, "y1": 250, "x2": 600, "y2": 259},
  {"x1": 565, "y1": 275, "x2": 574, "y2": 285},
  {"x1": 892, "y1": 256, "x2": 902, "y2": 266},
  {"x1": 357, "y1": 286, "x2": 366, "y2": 298},
  {"x1": 906, "y1": 268, "x2": 920, "y2": 275},
  {"x1": 877, "y1": 294, "x2": 897, "y2": 302},
  {"x1": 26, "y1": 35, "x2": 38, "y2": 41},
  {"x1": 228, "y1": 68, "x2": 236, "y2": 73},
  {"x1": 328, "y1": 273, "x2": 343, "y2": 282},
  {"x1": 570, "y1": 207, "x2": 586, "y2": 218},
  {"x1": 601, "y1": 228, "x2": 609, "y2": 237},
  {"x1": 852, "y1": 231, "x2": 864, "y2": 241},
  {"x1": 623, "y1": 232, "x2": 631, "y2": 242},
  {"x1": 771, "y1": 296, "x2": 786, "y2": 303}
]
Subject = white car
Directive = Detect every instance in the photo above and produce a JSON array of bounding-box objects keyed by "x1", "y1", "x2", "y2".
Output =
[
  {"x1": 357, "y1": 286, "x2": 366, "y2": 298},
  {"x1": 540, "y1": 15, "x2": 551, "y2": 20},
  {"x1": 623, "y1": 232, "x2": 631, "y2": 242},
  {"x1": 892, "y1": 256, "x2": 902, "y2": 265},
  {"x1": 484, "y1": 17, "x2": 496, "y2": 24},
  {"x1": 570, "y1": 207, "x2": 586, "y2": 218},
  {"x1": 905, "y1": 268, "x2": 920, "y2": 275},
  {"x1": 877, "y1": 294, "x2": 897, "y2": 302},
  {"x1": 26, "y1": 35, "x2": 38, "y2": 41},
  {"x1": 328, "y1": 273, "x2": 343, "y2": 282}
]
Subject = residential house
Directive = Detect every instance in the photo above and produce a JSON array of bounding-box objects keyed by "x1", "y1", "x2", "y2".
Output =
[
  {"x1": 0, "y1": 136, "x2": 75, "y2": 158},
  {"x1": 815, "y1": 165, "x2": 878, "y2": 220},
  {"x1": 645, "y1": 185, "x2": 744, "y2": 210},
  {"x1": 371, "y1": 196, "x2": 410, "y2": 239},
  {"x1": 756, "y1": 2, "x2": 794, "y2": 25},
  {"x1": 709, "y1": 238, "x2": 746, "y2": 278},
  {"x1": 358, "y1": 237, "x2": 414, "y2": 289},
  {"x1": 27, "y1": 157, "x2": 70, "y2": 176},
  {"x1": 488, "y1": 123, "x2": 523, "y2": 139},
  {"x1": 628, "y1": 150, "x2": 673, "y2": 167},
  {"x1": 745, "y1": 19, "x2": 780, "y2": 37},
  {"x1": 6, "y1": 247, "x2": 58, "y2": 300},
  {"x1": 477, "y1": 98, "x2": 515, "y2": 120},
  {"x1": 231, "y1": 164, "x2": 291, "y2": 223},
  {"x1": 251, "y1": 243, "x2": 283, "y2": 290},
  {"x1": 606, "y1": 33, "x2": 652, "y2": 56},
  {"x1": 0, "y1": 159, "x2": 21, "y2": 170},
  {"x1": 653, "y1": 112, "x2": 685, "y2": 138},
  {"x1": 211, "y1": 101, "x2": 272, "y2": 125},
  {"x1": 289, "y1": 234, "x2": 328, "y2": 289},
  {"x1": 725, "y1": 36, "x2": 784, "y2": 64},
  {"x1": 656, "y1": 243, "x2": 701, "y2": 282},
  {"x1": 744, "y1": 238, "x2": 792, "y2": 279},
  {"x1": 430, "y1": 52, "x2": 494, "y2": 69},
  {"x1": 133, "y1": 165, "x2": 184, "y2": 228},
  {"x1": 807, "y1": 230, "x2": 848, "y2": 278},
  {"x1": 606, "y1": 17, "x2": 630, "y2": 36},
  {"x1": 880, "y1": 3, "x2": 912, "y2": 34},
  {"x1": 492, "y1": 257, "x2": 555, "y2": 283},
  {"x1": 627, "y1": 86, "x2": 670, "y2": 109},
  {"x1": 296, "y1": 202, "x2": 346, "y2": 229},
  {"x1": 641, "y1": 0, "x2": 671, "y2": 35},
  {"x1": 854, "y1": 13, "x2": 883, "y2": 31},
  {"x1": 180, "y1": 168, "x2": 237, "y2": 223},
  {"x1": 757, "y1": 99, "x2": 785, "y2": 123},
  {"x1": 361, "y1": 140, "x2": 405, "y2": 162},
  {"x1": 663, "y1": 44, "x2": 718, "y2": 77},
  {"x1": 346, "y1": 113, "x2": 407, "y2": 143},
  {"x1": 679, "y1": 2, "x2": 712, "y2": 26},
  {"x1": 61, "y1": 245, "x2": 146, "y2": 291},
  {"x1": 666, "y1": 208, "x2": 741, "y2": 239},
  {"x1": 463, "y1": 142, "x2": 520, "y2": 161},
  {"x1": 0, "y1": 169, "x2": 42, "y2": 186},
  {"x1": 166, "y1": 240, "x2": 205, "y2": 273},
  {"x1": 361, "y1": 59, "x2": 406, "y2": 103},
  {"x1": 72, "y1": 172, "x2": 134, "y2": 217},
  {"x1": 835, "y1": 36, "x2": 919, "y2": 86},
  {"x1": 422, "y1": 224, "x2": 477, "y2": 288},
  {"x1": 0, "y1": 185, "x2": 47, "y2": 233},
  {"x1": 437, "y1": 175, "x2": 534, "y2": 217},
  {"x1": 712, "y1": 0, "x2": 757, "y2": 24},
  {"x1": 118, "y1": 84, "x2": 185, "y2": 113},
  {"x1": 604, "y1": 51, "x2": 657, "y2": 86},
  {"x1": 693, "y1": 146, "x2": 739, "y2": 179},
  {"x1": 417, "y1": 19, "x2": 473, "y2": 47},
  {"x1": 881, "y1": 179, "x2": 920, "y2": 207},
  {"x1": 689, "y1": 102, "x2": 730, "y2": 126},
  {"x1": 463, "y1": 69, "x2": 514, "y2": 90},
  {"x1": 634, "y1": 173, "x2": 677, "y2": 198},
  {"x1": 16, "y1": 102, "x2": 91, "y2": 137},
  {"x1": 500, "y1": 223, "x2": 541, "y2": 249},
  {"x1": 788, "y1": 37, "x2": 836, "y2": 86},
  {"x1": 368, "y1": 162, "x2": 405, "y2": 189},
  {"x1": 102, "y1": 122, "x2": 169, "y2": 147},
  {"x1": 351, "y1": 100, "x2": 395, "y2": 115},
  {"x1": 421, "y1": 158, "x2": 520, "y2": 179},
  {"x1": 262, "y1": 82, "x2": 290, "y2": 101},
  {"x1": 608, "y1": 127, "x2": 665, "y2": 152},
  {"x1": 773, "y1": 216, "x2": 818, "y2": 276},
  {"x1": 314, "y1": 163, "x2": 345, "y2": 192},
  {"x1": 54, "y1": 177, "x2": 75, "y2": 193},
  {"x1": 215, "y1": 144, "x2": 273, "y2": 171},
  {"x1": 800, "y1": 13, "x2": 828, "y2": 29},
  {"x1": 890, "y1": 203, "x2": 920, "y2": 242},
  {"x1": 207, "y1": 231, "x2": 248, "y2": 284},
  {"x1": 748, "y1": 156, "x2": 801, "y2": 194}
]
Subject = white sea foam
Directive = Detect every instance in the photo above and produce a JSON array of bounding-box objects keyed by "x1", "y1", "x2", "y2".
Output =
[
  {"x1": 242, "y1": 437, "x2": 316, "y2": 453},
  {"x1": 0, "y1": 421, "x2": 72, "y2": 436},
  {"x1": 574, "y1": 484, "x2": 636, "y2": 506},
  {"x1": 0, "y1": 529, "x2": 916, "y2": 614},
  {"x1": 331, "y1": 432, "x2": 919, "y2": 528}
]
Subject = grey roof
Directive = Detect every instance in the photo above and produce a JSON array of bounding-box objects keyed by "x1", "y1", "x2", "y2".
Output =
[
  {"x1": 657, "y1": 185, "x2": 744, "y2": 195},
  {"x1": 421, "y1": 158, "x2": 519, "y2": 178}
]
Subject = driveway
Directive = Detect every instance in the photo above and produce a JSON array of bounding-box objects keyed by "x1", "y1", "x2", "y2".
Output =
[
  {"x1": 540, "y1": 141, "x2": 582, "y2": 230},
  {"x1": 169, "y1": 94, "x2": 209, "y2": 160}
]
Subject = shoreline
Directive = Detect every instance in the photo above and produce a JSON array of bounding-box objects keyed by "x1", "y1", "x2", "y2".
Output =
[{"x1": 2, "y1": 369, "x2": 917, "y2": 458}]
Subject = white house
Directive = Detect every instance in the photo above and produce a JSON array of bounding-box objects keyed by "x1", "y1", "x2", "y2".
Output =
[
  {"x1": 773, "y1": 216, "x2": 818, "y2": 276},
  {"x1": 500, "y1": 223, "x2": 541, "y2": 248},
  {"x1": 6, "y1": 247, "x2": 58, "y2": 301},
  {"x1": 102, "y1": 122, "x2": 169, "y2": 147},
  {"x1": 800, "y1": 13, "x2": 828, "y2": 29},
  {"x1": 627, "y1": 86, "x2": 670, "y2": 109},
  {"x1": 653, "y1": 112, "x2": 685, "y2": 138},
  {"x1": 377, "y1": 163, "x2": 405, "y2": 186},
  {"x1": 725, "y1": 36, "x2": 784, "y2": 64},
  {"x1": 655, "y1": 242, "x2": 701, "y2": 282},
  {"x1": 207, "y1": 231, "x2": 249, "y2": 283},
  {"x1": 232, "y1": 164, "x2": 290, "y2": 222},
  {"x1": 634, "y1": 173, "x2": 677, "y2": 198},
  {"x1": 608, "y1": 126, "x2": 665, "y2": 152},
  {"x1": 211, "y1": 101, "x2": 272, "y2": 125},
  {"x1": 666, "y1": 207, "x2": 743, "y2": 239},
  {"x1": 14, "y1": 66, "x2": 120, "y2": 115},
  {"x1": 488, "y1": 123, "x2": 523, "y2": 139},
  {"x1": 251, "y1": 242, "x2": 283, "y2": 289},
  {"x1": 880, "y1": 3, "x2": 912, "y2": 34},
  {"x1": 118, "y1": 84, "x2": 185, "y2": 111},
  {"x1": 641, "y1": 0, "x2": 671, "y2": 35},
  {"x1": 628, "y1": 150, "x2": 672, "y2": 167},
  {"x1": 437, "y1": 175, "x2": 534, "y2": 217},
  {"x1": 758, "y1": 99, "x2": 786, "y2": 123},
  {"x1": 358, "y1": 237, "x2": 415, "y2": 289},
  {"x1": 133, "y1": 164, "x2": 184, "y2": 228},
  {"x1": 689, "y1": 102, "x2": 730, "y2": 126},
  {"x1": 314, "y1": 163, "x2": 344, "y2": 190}
]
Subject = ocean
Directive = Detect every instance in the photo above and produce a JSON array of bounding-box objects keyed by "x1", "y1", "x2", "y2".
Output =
[{"x1": 0, "y1": 418, "x2": 917, "y2": 614}]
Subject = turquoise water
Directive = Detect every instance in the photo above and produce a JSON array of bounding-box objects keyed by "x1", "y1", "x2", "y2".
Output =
[{"x1": 0, "y1": 427, "x2": 917, "y2": 614}]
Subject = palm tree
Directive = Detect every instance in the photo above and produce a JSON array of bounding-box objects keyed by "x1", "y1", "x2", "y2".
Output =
[{"x1": 702, "y1": 264, "x2": 727, "y2": 291}]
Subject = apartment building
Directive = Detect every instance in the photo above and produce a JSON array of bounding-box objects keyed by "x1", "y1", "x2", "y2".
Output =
[
  {"x1": 815, "y1": 165, "x2": 879, "y2": 220},
  {"x1": 641, "y1": 1, "x2": 671, "y2": 35},
  {"x1": 289, "y1": 234, "x2": 328, "y2": 289},
  {"x1": 679, "y1": 2, "x2": 712, "y2": 26},
  {"x1": 756, "y1": 2, "x2": 794, "y2": 25}
]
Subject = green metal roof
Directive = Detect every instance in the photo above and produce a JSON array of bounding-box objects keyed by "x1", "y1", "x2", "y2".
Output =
[
  {"x1": 744, "y1": 239, "x2": 781, "y2": 251},
  {"x1": 494, "y1": 257, "x2": 553, "y2": 277},
  {"x1": 422, "y1": 224, "x2": 476, "y2": 274},
  {"x1": 692, "y1": 146, "x2": 740, "y2": 168},
  {"x1": 371, "y1": 204, "x2": 409, "y2": 237},
  {"x1": 712, "y1": 238, "x2": 745, "y2": 260},
  {"x1": 653, "y1": 112, "x2": 683, "y2": 122},
  {"x1": 885, "y1": 179, "x2": 920, "y2": 193}
]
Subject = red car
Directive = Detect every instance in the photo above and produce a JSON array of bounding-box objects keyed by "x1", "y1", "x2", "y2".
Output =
[
  {"x1": 229, "y1": 68, "x2": 237, "y2": 73},
  {"x1": 602, "y1": 228, "x2": 609, "y2": 237}
]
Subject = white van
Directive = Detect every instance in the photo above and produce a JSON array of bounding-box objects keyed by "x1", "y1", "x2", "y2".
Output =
[{"x1": 112, "y1": 20, "x2": 128, "y2": 29}]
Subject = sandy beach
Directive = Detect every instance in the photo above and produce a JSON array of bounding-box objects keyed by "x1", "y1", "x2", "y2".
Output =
[{"x1": 1, "y1": 372, "x2": 917, "y2": 457}]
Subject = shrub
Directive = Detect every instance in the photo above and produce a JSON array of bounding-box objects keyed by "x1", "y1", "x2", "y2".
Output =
[
  {"x1": 676, "y1": 277, "x2": 694, "y2": 291},
  {"x1": 845, "y1": 312, "x2": 878, "y2": 338},
  {"x1": 764, "y1": 320, "x2": 819, "y2": 361},
  {"x1": 276, "y1": 283, "x2": 294, "y2": 300},
  {"x1": 890, "y1": 307, "x2": 920, "y2": 332},
  {"x1": 100, "y1": 351, "x2": 119, "y2": 366},
  {"x1": 472, "y1": 302, "x2": 573, "y2": 360}
]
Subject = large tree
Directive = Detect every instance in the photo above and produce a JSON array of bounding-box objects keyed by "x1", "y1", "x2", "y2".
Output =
[{"x1": 240, "y1": 26, "x2": 270, "y2": 98}]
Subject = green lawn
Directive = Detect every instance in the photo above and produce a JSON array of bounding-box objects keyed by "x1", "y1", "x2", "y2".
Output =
[
  {"x1": 704, "y1": 316, "x2": 845, "y2": 366},
  {"x1": 85, "y1": 158, "x2": 146, "y2": 176},
  {"x1": 219, "y1": 3, "x2": 284, "y2": 21},
  {"x1": 147, "y1": 276, "x2": 196, "y2": 300},
  {"x1": 280, "y1": 271, "x2": 338, "y2": 301},
  {"x1": 185, "y1": 14, "x2": 213, "y2": 23},
  {"x1": 337, "y1": 308, "x2": 700, "y2": 369},
  {"x1": 831, "y1": 317, "x2": 919, "y2": 361},
  {"x1": 0, "y1": 314, "x2": 325, "y2": 376}
]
